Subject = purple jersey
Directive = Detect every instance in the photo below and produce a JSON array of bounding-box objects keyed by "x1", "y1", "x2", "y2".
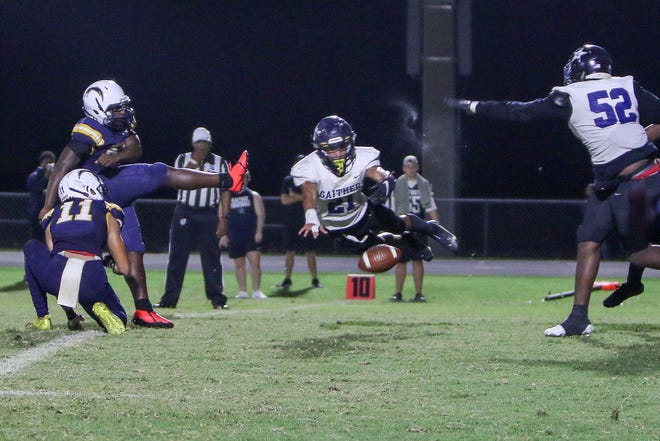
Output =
[
  {"x1": 42, "y1": 199, "x2": 124, "y2": 256},
  {"x1": 70, "y1": 117, "x2": 133, "y2": 174},
  {"x1": 24, "y1": 198, "x2": 127, "y2": 324},
  {"x1": 66, "y1": 116, "x2": 168, "y2": 253},
  {"x1": 67, "y1": 116, "x2": 168, "y2": 208}
]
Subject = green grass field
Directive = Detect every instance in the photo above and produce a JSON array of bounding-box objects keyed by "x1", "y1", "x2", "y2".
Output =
[{"x1": 0, "y1": 265, "x2": 658, "y2": 440}]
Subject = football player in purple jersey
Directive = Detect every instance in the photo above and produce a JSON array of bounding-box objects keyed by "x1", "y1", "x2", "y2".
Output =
[
  {"x1": 448, "y1": 44, "x2": 660, "y2": 337},
  {"x1": 39, "y1": 80, "x2": 248, "y2": 329},
  {"x1": 25, "y1": 169, "x2": 130, "y2": 334}
]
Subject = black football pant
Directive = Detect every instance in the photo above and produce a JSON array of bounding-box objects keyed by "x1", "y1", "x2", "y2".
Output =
[{"x1": 160, "y1": 205, "x2": 226, "y2": 307}]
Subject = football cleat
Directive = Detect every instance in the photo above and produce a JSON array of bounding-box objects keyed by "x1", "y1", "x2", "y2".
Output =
[
  {"x1": 153, "y1": 302, "x2": 176, "y2": 309},
  {"x1": 132, "y1": 309, "x2": 174, "y2": 328},
  {"x1": 92, "y1": 302, "x2": 126, "y2": 335},
  {"x1": 411, "y1": 294, "x2": 426, "y2": 302},
  {"x1": 389, "y1": 293, "x2": 403, "y2": 302},
  {"x1": 235, "y1": 291, "x2": 249, "y2": 299},
  {"x1": 428, "y1": 221, "x2": 459, "y2": 252},
  {"x1": 603, "y1": 282, "x2": 644, "y2": 308},
  {"x1": 276, "y1": 278, "x2": 292, "y2": 288},
  {"x1": 67, "y1": 314, "x2": 85, "y2": 331},
  {"x1": 32, "y1": 315, "x2": 52, "y2": 330},
  {"x1": 227, "y1": 150, "x2": 249, "y2": 192},
  {"x1": 311, "y1": 278, "x2": 323, "y2": 288},
  {"x1": 544, "y1": 323, "x2": 593, "y2": 337}
]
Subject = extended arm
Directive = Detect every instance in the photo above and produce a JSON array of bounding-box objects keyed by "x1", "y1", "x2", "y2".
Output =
[
  {"x1": 446, "y1": 94, "x2": 571, "y2": 121},
  {"x1": 299, "y1": 181, "x2": 327, "y2": 238}
]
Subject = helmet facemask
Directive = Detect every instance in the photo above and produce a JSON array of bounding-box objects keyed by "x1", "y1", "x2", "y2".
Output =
[
  {"x1": 312, "y1": 115, "x2": 357, "y2": 177},
  {"x1": 318, "y1": 137, "x2": 355, "y2": 177}
]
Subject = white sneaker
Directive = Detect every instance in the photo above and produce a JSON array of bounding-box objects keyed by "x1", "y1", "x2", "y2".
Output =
[
  {"x1": 544, "y1": 323, "x2": 593, "y2": 337},
  {"x1": 252, "y1": 291, "x2": 267, "y2": 299},
  {"x1": 235, "y1": 291, "x2": 248, "y2": 299}
]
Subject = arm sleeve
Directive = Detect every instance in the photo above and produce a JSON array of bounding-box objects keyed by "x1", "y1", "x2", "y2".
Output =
[
  {"x1": 634, "y1": 81, "x2": 660, "y2": 125},
  {"x1": 475, "y1": 95, "x2": 571, "y2": 121}
]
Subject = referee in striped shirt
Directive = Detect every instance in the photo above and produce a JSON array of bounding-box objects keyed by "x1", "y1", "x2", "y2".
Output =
[{"x1": 155, "y1": 127, "x2": 230, "y2": 309}]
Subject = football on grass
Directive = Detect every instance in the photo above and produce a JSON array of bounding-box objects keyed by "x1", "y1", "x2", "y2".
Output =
[{"x1": 358, "y1": 244, "x2": 402, "y2": 273}]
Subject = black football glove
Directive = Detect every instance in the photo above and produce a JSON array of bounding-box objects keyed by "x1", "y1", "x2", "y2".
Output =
[
  {"x1": 365, "y1": 173, "x2": 395, "y2": 205},
  {"x1": 102, "y1": 254, "x2": 122, "y2": 275},
  {"x1": 444, "y1": 98, "x2": 476, "y2": 114}
]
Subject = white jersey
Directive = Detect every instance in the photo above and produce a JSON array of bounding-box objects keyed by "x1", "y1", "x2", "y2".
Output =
[
  {"x1": 553, "y1": 75, "x2": 648, "y2": 165},
  {"x1": 291, "y1": 146, "x2": 380, "y2": 231}
]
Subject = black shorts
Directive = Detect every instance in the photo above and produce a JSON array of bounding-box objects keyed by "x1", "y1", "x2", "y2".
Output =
[
  {"x1": 282, "y1": 221, "x2": 316, "y2": 252},
  {"x1": 577, "y1": 174, "x2": 660, "y2": 254},
  {"x1": 398, "y1": 232, "x2": 427, "y2": 262},
  {"x1": 227, "y1": 229, "x2": 261, "y2": 258}
]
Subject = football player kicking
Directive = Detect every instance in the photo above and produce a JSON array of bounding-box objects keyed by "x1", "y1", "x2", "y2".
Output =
[
  {"x1": 25, "y1": 169, "x2": 130, "y2": 334},
  {"x1": 39, "y1": 80, "x2": 248, "y2": 328},
  {"x1": 292, "y1": 115, "x2": 458, "y2": 260},
  {"x1": 447, "y1": 44, "x2": 660, "y2": 337}
]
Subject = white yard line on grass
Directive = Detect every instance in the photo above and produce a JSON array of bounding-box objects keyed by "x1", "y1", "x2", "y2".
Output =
[{"x1": 0, "y1": 331, "x2": 100, "y2": 378}]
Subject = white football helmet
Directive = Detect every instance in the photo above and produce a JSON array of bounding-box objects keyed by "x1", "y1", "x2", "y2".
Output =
[
  {"x1": 58, "y1": 169, "x2": 108, "y2": 202},
  {"x1": 82, "y1": 80, "x2": 135, "y2": 131}
]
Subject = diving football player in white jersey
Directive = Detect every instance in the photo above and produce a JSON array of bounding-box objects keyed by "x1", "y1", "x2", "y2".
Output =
[
  {"x1": 448, "y1": 44, "x2": 660, "y2": 336},
  {"x1": 292, "y1": 115, "x2": 457, "y2": 261}
]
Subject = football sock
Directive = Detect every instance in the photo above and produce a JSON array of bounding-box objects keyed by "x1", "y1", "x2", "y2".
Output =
[
  {"x1": 626, "y1": 264, "x2": 644, "y2": 286},
  {"x1": 561, "y1": 304, "x2": 590, "y2": 334},
  {"x1": 135, "y1": 299, "x2": 153, "y2": 312}
]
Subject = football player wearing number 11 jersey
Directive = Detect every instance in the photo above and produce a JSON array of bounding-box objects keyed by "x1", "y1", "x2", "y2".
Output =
[{"x1": 447, "y1": 44, "x2": 660, "y2": 337}]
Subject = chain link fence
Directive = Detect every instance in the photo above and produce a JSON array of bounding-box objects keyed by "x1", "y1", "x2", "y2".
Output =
[{"x1": 0, "y1": 193, "x2": 585, "y2": 258}]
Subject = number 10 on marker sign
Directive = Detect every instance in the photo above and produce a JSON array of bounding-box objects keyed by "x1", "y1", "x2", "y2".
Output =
[{"x1": 346, "y1": 274, "x2": 375, "y2": 300}]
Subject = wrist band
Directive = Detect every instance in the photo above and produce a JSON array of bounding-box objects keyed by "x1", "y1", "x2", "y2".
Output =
[
  {"x1": 468, "y1": 101, "x2": 478, "y2": 114},
  {"x1": 305, "y1": 208, "x2": 320, "y2": 233}
]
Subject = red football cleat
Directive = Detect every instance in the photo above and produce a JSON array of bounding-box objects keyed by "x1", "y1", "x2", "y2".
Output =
[
  {"x1": 227, "y1": 150, "x2": 249, "y2": 192},
  {"x1": 132, "y1": 309, "x2": 174, "y2": 328}
]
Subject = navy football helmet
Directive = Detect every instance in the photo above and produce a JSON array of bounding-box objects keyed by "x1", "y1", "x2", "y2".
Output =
[
  {"x1": 563, "y1": 44, "x2": 612, "y2": 85},
  {"x1": 312, "y1": 115, "x2": 356, "y2": 177}
]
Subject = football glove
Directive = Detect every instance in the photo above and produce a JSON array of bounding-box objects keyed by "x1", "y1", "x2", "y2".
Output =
[
  {"x1": 365, "y1": 173, "x2": 395, "y2": 205},
  {"x1": 444, "y1": 98, "x2": 477, "y2": 114},
  {"x1": 102, "y1": 254, "x2": 122, "y2": 275}
]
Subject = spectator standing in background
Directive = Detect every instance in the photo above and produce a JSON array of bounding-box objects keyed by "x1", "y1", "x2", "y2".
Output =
[
  {"x1": 26, "y1": 150, "x2": 56, "y2": 241},
  {"x1": 221, "y1": 172, "x2": 267, "y2": 299},
  {"x1": 277, "y1": 154, "x2": 322, "y2": 289},
  {"x1": 155, "y1": 127, "x2": 230, "y2": 310},
  {"x1": 391, "y1": 155, "x2": 440, "y2": 302}
]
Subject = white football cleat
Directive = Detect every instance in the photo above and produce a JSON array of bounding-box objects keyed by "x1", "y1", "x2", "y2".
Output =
[
  {"x1": 235, "y1": 291, "x2": 248, "y2": 299},
  {"x1": 544, "y1": 323, "x2": 593, "y2": 337}
]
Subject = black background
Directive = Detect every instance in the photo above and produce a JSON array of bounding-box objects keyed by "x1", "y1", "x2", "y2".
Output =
[{"x1": 2, "y1": 1, "x2": 658, "y2": 199}]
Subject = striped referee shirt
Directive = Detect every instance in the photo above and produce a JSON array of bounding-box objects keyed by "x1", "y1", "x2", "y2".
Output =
[{"x1": 174, "y1": 152, "x2": 229, "y2": 208}]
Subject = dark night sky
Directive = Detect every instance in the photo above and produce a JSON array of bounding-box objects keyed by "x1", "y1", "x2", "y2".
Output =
[{"x1": 1, "y1": 1, "x2": 659, "y2": 199}]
